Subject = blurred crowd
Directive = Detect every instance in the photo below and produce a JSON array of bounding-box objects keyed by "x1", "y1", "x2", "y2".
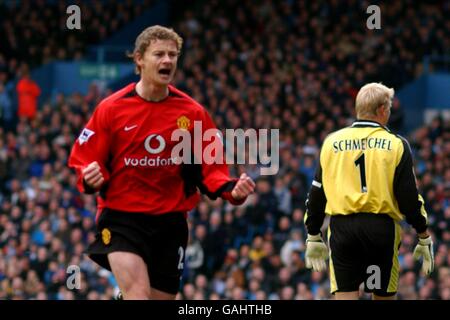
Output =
[
  {"x1": 0, "y1": 0, "x2": 449, "y2": 300},
  {"x1": 0, "y1": 0, "x2": 155, "y2": 82}
]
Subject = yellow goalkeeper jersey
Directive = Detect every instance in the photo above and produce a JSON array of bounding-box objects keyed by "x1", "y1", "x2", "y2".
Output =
[{"x1": 305, "y1": 120, "x2": 428, "y2": 235}]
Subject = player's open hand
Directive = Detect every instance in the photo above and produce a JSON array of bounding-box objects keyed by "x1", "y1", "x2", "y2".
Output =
[
  {"x1": 305, "y1": 234, "x2": 329, "y2": 272},
  {"x1": 413, "y1": 235, "x2": 434, "y2": 275},
  {"x1": 231, "y1": 173, "x2": 255, "y2": 200},
  {"x1": 82, "y1": 161, "x2": 104, "y2": 189}
]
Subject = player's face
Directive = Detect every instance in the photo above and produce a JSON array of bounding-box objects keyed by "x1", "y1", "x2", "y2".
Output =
[{"x1": 137, "y1": 39, "x2": 178, "y2": 86}]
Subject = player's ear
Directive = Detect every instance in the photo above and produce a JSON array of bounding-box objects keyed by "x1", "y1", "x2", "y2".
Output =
[
  {"x1": 376, "y1": 104, "x2": 385, "y2": 117},
  {"x1": 135, "y1": 52, "x2": 143, "y2": 69}
]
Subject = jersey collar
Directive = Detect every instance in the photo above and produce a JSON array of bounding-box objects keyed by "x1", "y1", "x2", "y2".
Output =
[
  {"x1": 131, "y1": 83, "x2": 177, "y2": 103},
  {"x1": 351, "y1": 120, "x2": 391, "y2": 132}
]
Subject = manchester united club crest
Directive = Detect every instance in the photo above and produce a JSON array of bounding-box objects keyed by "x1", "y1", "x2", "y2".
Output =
[
  {"x1": 177, "y1": 116, "x2": 191, "y2": 131},
  {"x1": 102, "y1": 228, "x2": 111, "y2": 245}
]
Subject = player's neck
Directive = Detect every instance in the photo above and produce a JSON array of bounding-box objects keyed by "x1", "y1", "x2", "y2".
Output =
[
  {"x1": 357, "y1": 117, "x2": 386, "y2": 126},
  {"x1": 136, "y1": 80, "x2": 169, "y2": 102}
]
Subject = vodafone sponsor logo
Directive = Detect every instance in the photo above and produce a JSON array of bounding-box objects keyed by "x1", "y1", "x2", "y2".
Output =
[
  {"x1": 144, "y1": 134, "x2": 165, "y2": 154},
  {"x1": 124, "y1": 156, "x2": 178, "y2": 167},
  {"x1": 123, "y1": 133, "x2": 178, "y2": 167}
]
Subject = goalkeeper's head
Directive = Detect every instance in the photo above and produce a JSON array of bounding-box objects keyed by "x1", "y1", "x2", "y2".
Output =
[{"x1": 355, "y1": 82, "x2": 395, "y2": 125}]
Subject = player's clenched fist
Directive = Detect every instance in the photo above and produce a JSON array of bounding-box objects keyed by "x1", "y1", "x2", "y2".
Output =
[
  {"x1": 82, "y1": 161, "x2": 105, "y2": 189},
  {"x1": 231, "y1": 173, "x2": 256, "y2": 200}
]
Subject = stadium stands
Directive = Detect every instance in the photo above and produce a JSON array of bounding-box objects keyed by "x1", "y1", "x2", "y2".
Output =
[{"x1": 0, "y1": 0, "x2": 448, "y2": 300}]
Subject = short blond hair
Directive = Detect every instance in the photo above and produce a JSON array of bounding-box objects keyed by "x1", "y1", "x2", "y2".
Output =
[
  {"x1": 355, "y1": 83, "x2": 395, "y2": 119},
  {"x1": 128, "y1": 25, "x2": 183, "y2": 74}
]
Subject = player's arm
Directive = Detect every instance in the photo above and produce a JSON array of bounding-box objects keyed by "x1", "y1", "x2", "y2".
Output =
[
  {"x1": 394, "y1": 138, "x2": 428, "y2": 234},
  {"x1": 68, "y1": 106, "x2": 111, "y2": 194},
  {"x1": 304, "y1": 159, "x2": 327, "y2": 236},
  {"x1": 303, "y1": 155, "x2": 329, "y2": 272},
  {"x1": 394, "y1": 137, "x2": 433, "y2": 274},
  {"x1": 191, "y1": 109, "x2": 254, "y2": 205}
]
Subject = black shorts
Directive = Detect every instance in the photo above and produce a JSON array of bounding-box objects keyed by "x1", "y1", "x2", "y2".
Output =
[
  {"x1": 86, "y1": 208, "x2": 188, "y2": 295},
  {"x1": 329, "y1": 213, "x2": 401, "y2": 297}
]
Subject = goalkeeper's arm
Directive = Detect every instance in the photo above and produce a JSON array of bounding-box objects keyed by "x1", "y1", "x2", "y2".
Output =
[
  {"x1": 304, "y1": 163, "x2": 327, "y2": 236},
  {"x1": 393, "y1": 138, "x2": 428, "y2": 233},
  {"x1": 394, "y1": 137, "x2": 433, "y2": 275},
  {"x1": 304, "y1": 162, "x2": 329, "y2": 272}
]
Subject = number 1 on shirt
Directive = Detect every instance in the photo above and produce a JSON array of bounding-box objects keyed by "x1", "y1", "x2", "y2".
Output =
[{"x1": 354, "y1": 153, "x2": 368, "y2": 193}]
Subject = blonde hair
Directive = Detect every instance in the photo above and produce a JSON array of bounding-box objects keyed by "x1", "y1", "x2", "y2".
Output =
[
  {"x1": 355, "y1": 83, "x2": 395, "y2": 119},
  {"x1": 128, "y1": 25, "x2": 183, "y2": 74}
]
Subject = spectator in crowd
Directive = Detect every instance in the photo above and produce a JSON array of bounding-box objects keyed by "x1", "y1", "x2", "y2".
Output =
[
  {"x1": 0, "y1": 83, "x2": 14, "y2": 131},
  {"x1": 16, "y1": 66, "x2": 40, "y2": 121}
]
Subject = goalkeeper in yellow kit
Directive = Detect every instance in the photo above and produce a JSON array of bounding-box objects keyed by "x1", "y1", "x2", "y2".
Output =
[{"x1": 304, "y1": 83, "x2": 434, "y2": 300}]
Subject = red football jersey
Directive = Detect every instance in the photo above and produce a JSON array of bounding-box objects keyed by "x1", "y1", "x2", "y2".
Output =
[{"x1": 68, "y1": 83, "x2": 242, "y2": 220}]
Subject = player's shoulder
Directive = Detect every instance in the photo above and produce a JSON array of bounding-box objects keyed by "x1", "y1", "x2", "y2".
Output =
[
  {"x1": 372, "y1": 125, "x2": 411, "y2": 155},
  {"x1": 389, "y1": 131, "x2": 408, "y2": 144},
  {"x1": 168, "y1": 85, "x2": 206, "y2": 113},
  {"x1": 374, "y1": 123, "x2": 408, "y2": 146},
  {"x1": 388, "y1": 132, "x2": 411, "y2": 153},
  {"x1": 96, "y1": 83, "x2": 137, "y2": 110}
]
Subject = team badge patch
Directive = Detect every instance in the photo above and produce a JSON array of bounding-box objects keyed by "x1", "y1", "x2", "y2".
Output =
[
  {"x1": 78, "y1": 128, "x2": 95, "y2": 145},
  {"x1": 177, "y1": 116, "x2": 191, "y2": 130},
  {"x1": 101, "y1": 228, "x2": 111, "y2": 245}
]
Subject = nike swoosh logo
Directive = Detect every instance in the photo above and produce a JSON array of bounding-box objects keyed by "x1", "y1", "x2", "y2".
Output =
[{"x1": 124, "y1": 125, "x2": 138, "y2": 131}]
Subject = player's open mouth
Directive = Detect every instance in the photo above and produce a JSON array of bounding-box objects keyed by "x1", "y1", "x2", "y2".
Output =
[{"x1": 158, "y1": 68, "x2": 171, "y2": 76}]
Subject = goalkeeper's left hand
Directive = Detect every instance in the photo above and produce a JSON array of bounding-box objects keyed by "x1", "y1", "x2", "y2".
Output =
[
  {"x1": 413, "y1": 235, "x2": 434, "y2": 275},
  {"x1": 305, "y1": 234, "x2": 329, "y2": 272}
]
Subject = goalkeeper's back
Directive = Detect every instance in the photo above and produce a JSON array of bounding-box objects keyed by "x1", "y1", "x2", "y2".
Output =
[
  {"x1": 319, "y1": 120, "x2": 426, "y2": 224},
  {"x1": 304, "y1": 83, "x2": 432, "y2": 299}
]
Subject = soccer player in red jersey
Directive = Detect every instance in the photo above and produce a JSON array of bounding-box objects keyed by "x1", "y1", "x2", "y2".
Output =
[{"x1": 68, "y1": 26, "x2": 255, "y2": 299}]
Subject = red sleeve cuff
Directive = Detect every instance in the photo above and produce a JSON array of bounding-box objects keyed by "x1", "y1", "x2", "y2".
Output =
[
  {"x1": 220, "y1": 179, "x2": 247, "y2": 205},
  {"x1": 222, "y1": 190, "x2": 247, "y2": 205}
]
